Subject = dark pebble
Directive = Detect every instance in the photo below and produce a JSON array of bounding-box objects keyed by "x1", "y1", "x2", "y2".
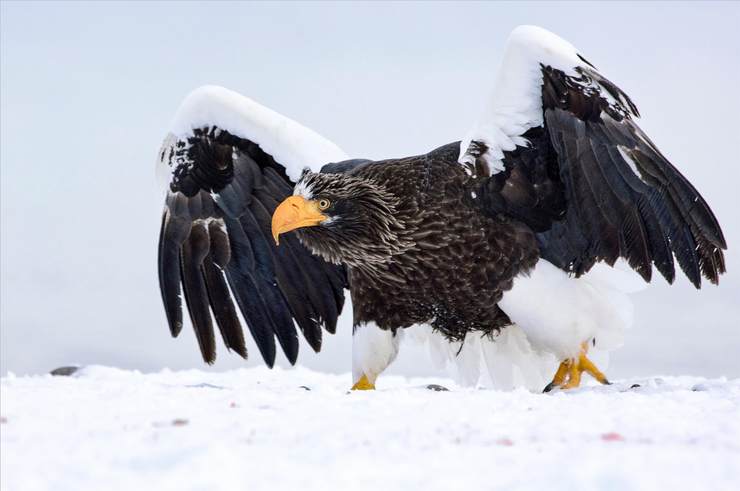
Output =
[
  {"x1": 50, "y1": 366, "x2": 80, "y2": 376},
  {"x1": 426, "y1": 384, "x2": 449, "y2": 392}
]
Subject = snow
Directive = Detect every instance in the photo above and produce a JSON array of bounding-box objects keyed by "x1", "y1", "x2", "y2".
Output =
[
  {"x1": 2, "y1": 366, "x2": 739, "y2": 491},
  {"x1": 165, "y1": 85, "x2": 348, "y2": 182}
]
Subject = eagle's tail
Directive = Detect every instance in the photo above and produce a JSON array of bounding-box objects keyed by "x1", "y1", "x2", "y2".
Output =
[{"x1": 403, "y1": 324, "x2": 557, "y2": 391}]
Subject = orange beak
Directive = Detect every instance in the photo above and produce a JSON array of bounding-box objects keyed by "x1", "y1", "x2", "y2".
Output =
[{"x1": 271, "y1": 195, "x2": 327, "y2": 245}]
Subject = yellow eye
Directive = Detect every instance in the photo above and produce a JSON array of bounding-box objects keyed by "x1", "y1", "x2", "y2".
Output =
[{"x1": 317, "y1": 198, "x2": 331, "y2": 210}]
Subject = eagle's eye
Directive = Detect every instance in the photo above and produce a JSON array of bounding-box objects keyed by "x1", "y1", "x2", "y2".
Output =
[{"x1": 317, "y1": 198, "x2": 331, "y2": 210}]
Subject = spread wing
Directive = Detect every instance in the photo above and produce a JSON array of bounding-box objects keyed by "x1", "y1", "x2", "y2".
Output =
[
  {"x1": 157, "y1": 86, "x2": 348, "y2": 366},
  {"x1": 462, "y1": 26, "x2": 726, "y2": 287}
]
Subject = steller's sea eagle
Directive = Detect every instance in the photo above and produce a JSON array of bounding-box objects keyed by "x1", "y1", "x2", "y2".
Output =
[{"x1": 156, "y1": 26, "x2": 726, "y2": 391}]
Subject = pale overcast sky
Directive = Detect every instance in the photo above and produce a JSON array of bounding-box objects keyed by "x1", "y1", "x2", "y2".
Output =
[{"x1": 2, "y1": 1, "x2": 739, "y2": 378}]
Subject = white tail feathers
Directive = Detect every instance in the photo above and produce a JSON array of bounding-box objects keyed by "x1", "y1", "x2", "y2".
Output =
[{"x1": 403, "y1": 324, "x2": 557, "y2": 391}]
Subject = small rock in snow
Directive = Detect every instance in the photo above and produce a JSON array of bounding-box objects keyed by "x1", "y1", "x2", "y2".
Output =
[
  {"x1": 50, "y1": 366, "x2": 80, "y2": 377},
  {"x1": 426, "y1": 384, "x2": 449, "y2": 392}
]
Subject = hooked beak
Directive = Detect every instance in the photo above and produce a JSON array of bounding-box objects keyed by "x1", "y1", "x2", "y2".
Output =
[{"x1": 271, "y1": 195, "x2": 327, "y2": 245}]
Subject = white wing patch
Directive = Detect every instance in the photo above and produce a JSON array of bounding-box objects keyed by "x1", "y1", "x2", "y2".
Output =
[
  {"x1": 459, "y1": 25, "x2": 639, "y2": 177},
  {"x1": 168, "y1": 85, "x2": 348, "y2": 182},
  {"x1": 459, "y1": 26, "x2": 585, "y2": 175}
]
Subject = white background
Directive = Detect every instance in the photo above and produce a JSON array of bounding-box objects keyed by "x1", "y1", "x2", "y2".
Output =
[{"x1": 2, "y1": 1, "x2": 739, "y2": 378}]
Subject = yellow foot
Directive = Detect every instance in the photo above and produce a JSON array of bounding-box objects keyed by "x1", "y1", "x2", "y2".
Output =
[
  {"x1": 351, "y1": 374, "x2": 375, "y2": 390},
  {"x1": 543, "y1": 342, "x2": 610, "y2": 392}
]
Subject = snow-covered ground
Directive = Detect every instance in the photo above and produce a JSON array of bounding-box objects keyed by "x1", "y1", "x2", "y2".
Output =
[{"x1": 1, "y1": 366, "x2": 739, "y2": 491}]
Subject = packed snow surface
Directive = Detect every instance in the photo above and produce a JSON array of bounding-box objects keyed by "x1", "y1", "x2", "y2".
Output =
[{"x1": 2, "y1": 366, "x2": 739, "y2": 491}]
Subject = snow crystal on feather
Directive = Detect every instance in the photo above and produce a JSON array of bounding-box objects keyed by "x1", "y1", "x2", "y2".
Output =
[
  {"x1": 169, "y1": 85, "x2": 348, "y2": 181},
  {"x1": 459, "y1": 25, "x2": 586, "y2": 174}
]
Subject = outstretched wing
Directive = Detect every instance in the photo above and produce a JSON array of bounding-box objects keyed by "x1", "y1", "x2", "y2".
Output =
[
  {"x1": 462, "y1": 26, "x2": 726, "y2": 287},
  {"x1": 157, "y1": 86, "x2": 348, "y2": 366}
]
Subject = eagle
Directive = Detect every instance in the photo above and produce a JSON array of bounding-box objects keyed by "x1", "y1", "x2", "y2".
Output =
[{"x1": 156, "y1": 26, "x2": 726, "y2": 392}]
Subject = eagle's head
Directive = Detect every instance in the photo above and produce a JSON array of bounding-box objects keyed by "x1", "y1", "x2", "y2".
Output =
[{"x1": 271, "y1": 170, "x2": 410, "y2": 267}]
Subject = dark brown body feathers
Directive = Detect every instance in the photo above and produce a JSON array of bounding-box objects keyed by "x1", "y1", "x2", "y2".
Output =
[{"x1": 346, "y1": 144, "x2": 539, "y2": 340}]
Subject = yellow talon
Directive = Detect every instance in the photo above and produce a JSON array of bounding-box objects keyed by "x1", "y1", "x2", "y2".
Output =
[
  {"x1": 544, "y1": 341, "x2": 610, "y2": 392},
  {"x1": 351, "y1": 374, "x2": 375, "y2": 390}
]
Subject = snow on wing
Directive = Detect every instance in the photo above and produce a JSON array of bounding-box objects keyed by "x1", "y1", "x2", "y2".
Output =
[{"x1": 157, "y1": 86, "x2": 348, "y2": 366}]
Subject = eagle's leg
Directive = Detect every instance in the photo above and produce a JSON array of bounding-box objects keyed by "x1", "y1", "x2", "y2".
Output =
[
  {"x1": 544, "y1": 342, "x2": 610, "y2": 391},
  {"x1": 351, "y1": 322, "x2": 402, "y2": 390}
]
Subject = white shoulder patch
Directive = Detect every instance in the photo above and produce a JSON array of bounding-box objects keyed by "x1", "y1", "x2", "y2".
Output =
[
  {"x1": 459, "y1": 25, "x2": 586, "y2": 175},
  {"x1": 168, "y1": 85, "x2": 348, "y2": 181}
]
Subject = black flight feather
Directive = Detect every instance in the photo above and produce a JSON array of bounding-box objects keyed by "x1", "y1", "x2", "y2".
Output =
[{"x1": 179, "y1": 221, "x2": 217, "y2": 363}]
